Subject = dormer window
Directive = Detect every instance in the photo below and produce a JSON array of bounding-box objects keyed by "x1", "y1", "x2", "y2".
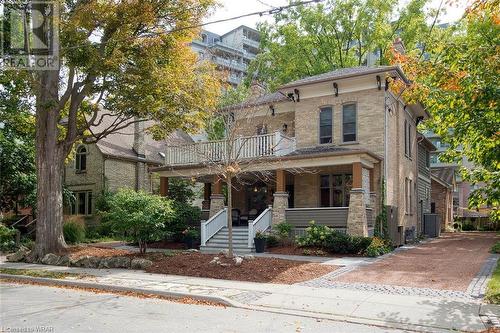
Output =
[
  {"x1": 319, "y1": 107, "x2": 333, "y2": 144},
  {"x1": 75, "y1": 145, "x2": 87, "y2": 173}
]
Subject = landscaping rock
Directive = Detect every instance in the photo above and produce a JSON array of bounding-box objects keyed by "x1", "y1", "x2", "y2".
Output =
[
  {"x1": 6, "y1": 247, "x2": 30, "y2": 262},
  {"x1": 219, "y1": 249, "x2": 229, "y2": 257},
  {"x1": 104, "y1": 256, "x2": 131, "y2": 269},
  {"x1": 41, "y1": 253, "x2": 60, "y2": 265},
  {"x1": 234, "y1": 256, "x2": 243, "y2": 266},
  {"x1": 131, "y1": 258, "x2": 153, "y2": 270},
  {"x1": 219, "y1": 263, "x2": 230, "y2": 267},
  {"x1": 186, "y1": 249, "x2": 199, "y2": 252},
  {"x1": 243, "y1": 255, "x2": 255, "y2": 260},
  {"x1": 209, "y1": 256, "x2": 220, "y2": 265},
  {"x1": 56, "y1": 255, "x2": 70, "y2": 266}
]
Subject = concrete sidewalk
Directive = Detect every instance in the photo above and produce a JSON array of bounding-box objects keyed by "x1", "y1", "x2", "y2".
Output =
[{"x1": 1, "y1": 260, "x2": 497, "y2": 332}]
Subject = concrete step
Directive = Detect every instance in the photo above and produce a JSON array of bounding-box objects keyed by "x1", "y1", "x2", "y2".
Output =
[
  {"x1": 211, "y1": 235, "x2": 248, "y2": 240},
  {"x1": 200, "y1": 246, "x2": 254, "y2": 254},
  {"x1": 203, "y1": 242, "x2": 251, "y2": 249},
  {"x1": 207, "y1": 241, "x2": 248, "y2": 247}
]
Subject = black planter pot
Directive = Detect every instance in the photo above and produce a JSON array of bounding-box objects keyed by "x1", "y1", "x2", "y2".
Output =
[
  {"x1": 254, "y1": 238, "x2": 266, "y2": 253},
  {"x1": 184, "y1": 236, "x2": 195, "y2": 249}
]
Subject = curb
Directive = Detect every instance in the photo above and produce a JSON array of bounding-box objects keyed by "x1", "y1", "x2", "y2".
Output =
[{"x1": 0, "y1": 274, "x2": 239, "y2": 308}]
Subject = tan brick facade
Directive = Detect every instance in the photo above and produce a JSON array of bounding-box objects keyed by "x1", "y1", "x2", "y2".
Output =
[{"x1": 431, "y1": 179, "x2": 454, "y2": 231}]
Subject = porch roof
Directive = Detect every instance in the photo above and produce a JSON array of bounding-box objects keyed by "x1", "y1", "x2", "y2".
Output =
[{"x1": 151, "y1": 147, "x2": 381, "y2": 178}]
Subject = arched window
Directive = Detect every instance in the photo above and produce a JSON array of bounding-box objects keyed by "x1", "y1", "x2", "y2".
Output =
[{"x1": 75, "y1": 146, "x2": 87, "y2": 172}]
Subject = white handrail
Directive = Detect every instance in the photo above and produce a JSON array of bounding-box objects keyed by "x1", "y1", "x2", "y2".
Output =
[
  {"x1": 201, "y1": 208, "x2": 227, "y2": 246},
  {"x1": 248, "y1": 207, "x2": 272, "y2": 248},
  {"x1": 165, "y1": 131, "x2": 296, "y2": 166}
]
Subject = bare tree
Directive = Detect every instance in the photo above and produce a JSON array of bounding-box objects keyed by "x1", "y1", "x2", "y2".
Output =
[{"x1": 164, "y1": 94, "x2": 309, "y2": 257}]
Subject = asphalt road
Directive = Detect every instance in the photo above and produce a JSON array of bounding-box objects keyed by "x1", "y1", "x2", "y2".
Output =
[{"x1": 0, "y1": 282, "x2": 406, "y2": 333}]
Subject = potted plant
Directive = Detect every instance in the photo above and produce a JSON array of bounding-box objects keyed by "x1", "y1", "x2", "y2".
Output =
[
  {"x1": 182, "y1": 227, "x2": 198, "y2": 249},
  {"x1": 254, "y1": 230, "x2": 266, "y2": 253}
]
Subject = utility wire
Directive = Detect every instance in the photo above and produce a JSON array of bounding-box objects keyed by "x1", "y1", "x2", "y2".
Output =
[{"x1": 62, "y1": 0, "x2": 324, "y2": 50}]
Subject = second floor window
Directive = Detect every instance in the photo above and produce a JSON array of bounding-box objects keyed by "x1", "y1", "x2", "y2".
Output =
[
  {"x1": 319, "y1": 107, "x2": 333, "y2": 144},
  {"x1": 75, "y1": 146, "x2": 87, "y2": 172},
  {"x1": 342, "y1": 103, "x2": 357, "y2": 142}
]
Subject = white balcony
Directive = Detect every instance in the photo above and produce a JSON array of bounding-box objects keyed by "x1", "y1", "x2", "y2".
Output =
[{"x1": 165, "y1": 132, "x2": 296, "y2": 166}]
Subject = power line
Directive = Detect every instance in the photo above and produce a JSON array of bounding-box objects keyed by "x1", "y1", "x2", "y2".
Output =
[{"x1": 62, "y1": 0, "x2": 323, "y2": 51}]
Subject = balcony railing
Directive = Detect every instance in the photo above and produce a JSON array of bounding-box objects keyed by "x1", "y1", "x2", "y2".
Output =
[{"x1": 165, "y1": 132, "x2": 296, "y2": 166}]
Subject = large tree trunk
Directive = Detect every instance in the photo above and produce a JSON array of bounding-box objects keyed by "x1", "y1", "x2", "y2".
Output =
[{"x1": 31, "y1": 68, "x2": 67, "y2": 259}]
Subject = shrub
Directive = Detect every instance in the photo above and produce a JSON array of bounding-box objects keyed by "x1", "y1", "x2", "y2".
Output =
[
  {"x1": 169, "y1": 201, "x2": 201, "y2": 240},
  {"x1": 0, "y1": 224, "x2": 17, "y2": 252},
  {"x1": 265, "y1": 233, "x2": 280, "y2": 247},
  {"x1": 63, "y1": 220, "x2": 86, "y2": 244},
  {"x1": 274, "y1": 222, "x2": 293, "y2": 238},
  {"x1": 323, "y1": 232, "x2": 372, "y2": 254},
  {"x1": 104, "y1": 189, "x2": 173, "y2": 253},
  {"x1": 296, "y1": 221, "x2": 332, "y2": 247},
  {"x1": 182, "y1": 227, "x2": 199, "y2": 240},
  {"x1": 366, "y1": 237, "x2": 392, "y2": 257},
  {"x1": 491, "y1": 242, "x2": 500, "y2": 254},
  {"x1": 462, "y1": 223, "x2": 476, "y2": 231}
]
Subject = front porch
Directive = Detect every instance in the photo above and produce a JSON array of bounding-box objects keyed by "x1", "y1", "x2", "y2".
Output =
[{"x1": 155, "y1": 153, "x2": 382, "y2": 253}]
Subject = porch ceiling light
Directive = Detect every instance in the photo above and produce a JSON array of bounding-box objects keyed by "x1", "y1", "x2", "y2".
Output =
[
  {"x1": 333, "y1": 82, "x2": 338, "y2": 97},
  {"x1": 158, "y1": 152, "x2": 166, "y2": 158}
]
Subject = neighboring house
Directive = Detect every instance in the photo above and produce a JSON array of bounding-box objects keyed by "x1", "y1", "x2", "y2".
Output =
[
  {"x1": 416, "y1": 133, "x2": 435, "y2": 234},
  {"x1": 152, "y1": 65, "x2": 430, "y2": 252},
  {"x1": 430, "y1": 168, "x2": 455, "y2": 231},
  {"x1": 63, "y1": 118, "x2": 192, "y2": 223},
  {"x1": 191, "y1": 25, "x2": 260, "y2": 86},
  {"x1": 424, "y1": 130, "x2": 491, "y2": 223}
]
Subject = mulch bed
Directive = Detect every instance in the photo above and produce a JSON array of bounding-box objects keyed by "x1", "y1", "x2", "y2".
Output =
[
  {"x1": 267, "y1": 245, "x2": 361, "y2": 258},
  {"x1": 62, "y1": 246, "x2": 132, "y2": 259},
  {"x1": 145, "y1": 252, "x2": 337, "y2": 284}
]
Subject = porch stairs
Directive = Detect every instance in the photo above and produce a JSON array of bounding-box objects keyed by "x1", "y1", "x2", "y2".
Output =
[{"x1": 200, "y1": 227, "x2": 254, "y2": 254}]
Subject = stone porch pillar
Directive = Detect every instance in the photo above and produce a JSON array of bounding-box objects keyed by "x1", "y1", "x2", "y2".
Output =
[
  {"x1": 159, "y1": 177, "x2": 168, "y2": 197},
  {"x1": 347, "y1": 162, "x2": 368, "y2": 236},
  {"x1": 209, "y1": 176, "x2": 225, "y2": 217},
  {"x1": 272, "y1": 170, "x2": 288, "y2": 225}
]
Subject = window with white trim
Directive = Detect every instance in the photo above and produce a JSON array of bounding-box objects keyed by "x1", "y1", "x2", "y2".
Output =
[{"x1": 70, "y1": 191, "x2": 92, "y2": 215}]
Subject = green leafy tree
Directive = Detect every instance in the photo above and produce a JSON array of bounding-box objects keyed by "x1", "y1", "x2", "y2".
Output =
[
  {"x1": 248, "y1": 0, "x2": 432, "y2": 90},
  {"x1": 4, "y1": 0, "x2": 221, "y2": 258},
  {"x1": 0, "y1": 72, "x2": 36, "y2": 214},
  {"x1": 393, "y1": 0, "x2": 499, "y2": 221},
  {"x1": 105, "y1": 189, "x2": 173, "y2": 253}
]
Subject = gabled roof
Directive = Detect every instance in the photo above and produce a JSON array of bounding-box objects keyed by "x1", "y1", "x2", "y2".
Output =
[
  {"x1": 431, "y1": 167, "x2": 456, "y2": 187},
  {"x1": 279, "y1": 65, "x2": 409, "y2": 89},
  {"x1": 89, "y1": 114, "x2": 193, "y2": 165}
]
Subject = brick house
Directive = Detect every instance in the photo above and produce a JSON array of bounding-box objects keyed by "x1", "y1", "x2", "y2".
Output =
[
  {"x1": 152, "y1": 66, "x2": 430, "y2": 252},
  {"x1": 63, "y1": 118, "x2": 192, "y2": 223},
  {"x1": 430, "y1": 168, "x2": 455, "y2": 231}
]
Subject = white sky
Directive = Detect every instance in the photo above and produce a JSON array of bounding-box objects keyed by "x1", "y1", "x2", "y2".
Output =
[{"x1": 204, "y1": 0, "x2": 470, "y2": 35}]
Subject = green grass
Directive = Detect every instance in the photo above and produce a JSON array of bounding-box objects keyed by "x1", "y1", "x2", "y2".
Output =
[
  {"x1": 84, "y1": 236, "x2": 124, "y2": 244},
  {"x1": 0, "y1": 268, "x2": 88, "y2": 279},
  {"x1": 485, "y1": 262, "x2": 500, "y2": 304},
  {"x1": 491, "y1": 241, "x2": 500, "y2": 254}
]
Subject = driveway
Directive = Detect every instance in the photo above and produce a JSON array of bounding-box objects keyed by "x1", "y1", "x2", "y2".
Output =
[{"x1": 333, "y1": 232, "x2": 498, "y2": 291}]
